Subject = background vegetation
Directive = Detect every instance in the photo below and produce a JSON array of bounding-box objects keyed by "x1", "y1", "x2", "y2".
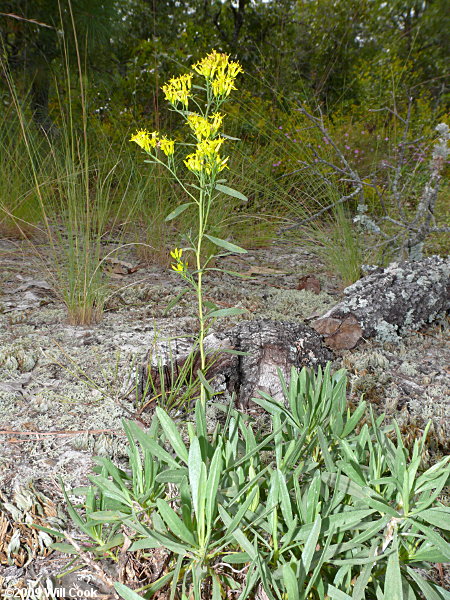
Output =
[{"x1": 0, "y1": 0, "x2": 449, "y2": 318}]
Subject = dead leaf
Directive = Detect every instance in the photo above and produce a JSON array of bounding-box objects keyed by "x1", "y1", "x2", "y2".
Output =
[
  {"x1": 105, "y1": 257, "x2": 140, "y2": 275},
  {"x1": 313, "y1": 315, "x2": 362, "y2": 350},
  {"x1": 240, "y1": 266, "x2": 289, "y2": 276},
  {"x1": 297, "y1": 274, "x2": 321, "y2": 294}
]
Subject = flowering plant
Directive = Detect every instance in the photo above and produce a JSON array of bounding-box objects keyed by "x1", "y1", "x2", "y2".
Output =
[{"x1": 131, "y1": 51, "x2": 248, "y2": 406}]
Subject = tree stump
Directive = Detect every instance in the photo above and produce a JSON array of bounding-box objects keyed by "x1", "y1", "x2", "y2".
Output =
[
  {"x1": 312, "y1": 256, "x2": 449, "y2": 350},
  {"x1": 140, "y1": 319, "x2": 333, "y2": 408}
]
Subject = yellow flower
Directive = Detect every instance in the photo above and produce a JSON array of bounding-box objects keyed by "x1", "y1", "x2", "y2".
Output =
[
  {"x1": 130, "y1": 129, "x2": 159, "y2": 152},
  {"x1": 197, "y1": 137, "x2": 225, "y2": 157},
  {"x1": 162, "y1": 73, "x2": 193, "y2": 107},
  {"x1": 184, "y1": 152, "x2": 203, "y2": 173},
  {"x1": 159, "y1": 136, "x2": 175, "y2": 156},
  {"x1": 184, "y1": 140, "x2": 228, "y2": 174},
  {"x1": 192, "y1": 50, "x2": 243, "y2": 98},
  {"x1": 171, "y1": 262, "x2": 188, "y2": 273},
  {"x1": 170, "y1": 248, "x2": 188, "y2": 273},
  {"x1": 186, "y1": 112, "x2": 224, "y2": 140},
  {"x1": 211, "y1": 64, "x2": 243, "y2": 97},
  {"x1": 192, "y1": 50, "x2": 228, "y2": 79}
]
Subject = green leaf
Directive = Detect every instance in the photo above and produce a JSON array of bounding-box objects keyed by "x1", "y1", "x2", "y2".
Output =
[
  {"x1": 417, "y1": 507, "x2": 450, "y2": 530},
  {"x1": 204, "y1": 234, "x2": 247, "y2": 254},
  {"x1": 88, "y1": 510, "x2": 129, "y2": 522},
  {"x1": 328, "y1": 586, "x2": 353, "y2": 600},
  {"x1": 406, "y1": 567, "x2": 450, "y2": 600},
  {"x1": 50, "y1": 542, "x2": 80, "y2": 555},
  {"x1": 385, "y1": 538, "x2": 403, "y2": 600},
  {"x1": 220, "y1": 134, "x2": 241, "y2": 141},
  {"x1": 114, "y1": 583, "x2": 145, "y2": 600},
  {"x1": 156, "y1": 407, "x2": 189, "y2": 464},
  {"x1": 277, "y1": 469, "x2": 293, "y2": 525},
  {"x1": 219, "y1": 506, "x2": 257, "y2": 560},
  {"x1": 342, "y1": 401, "x2": 367, "y2": 438},
  {"x1": 156, "y1": 499, "x2": 197, "y2": 546},
  {"x1": 31, "y1": 524, "x2": 65, "y2": 539},
  {"x1": 282, "y1": 562, "x2": 300, "y2": 600},
  {"x1": 156, "y1": 468, "x2": 188, "y2": 484},
  {"x1": 352, "y1": 544, "x2": 378, "y2": 600},
  {"x1": 302, "y1": 515, "x2": 321, "y2": 574},
  {"x1": 221, "y1": 552, "x2": 251, "y2": 564},
  {"x1": 189, "y1": 438, "x2": 203, "y2": 520},
  {"x1": 129, "y1": 529, "x2": 187, "y2": 554},
  {"x1": 215, "y1": 183, "x2": 248, "y2": 201},
  {"x1": 164, "y1": 288, "x2": 189, "y2": 315},
  {"x1": 412, "y1": 521, "x2": 450, "y2": 560},
  {"x1": 206, "y1": 444, "x2": 223, "y2": 529},
  {"x1": 123, "y1": 423, "x2": 179, "y2": 468},
  {"x1": 88, "y1": 475, "x2": 131, "y2": 505},
  {"x1": 165, "y1": 202, "x2": 194, "y2": 221},
  {"x1": 196, "y1": 369, "x2": 215, "y2": 395},
  {"x1": 207, "y1": 307, "x2": 248, "y2": 318}
]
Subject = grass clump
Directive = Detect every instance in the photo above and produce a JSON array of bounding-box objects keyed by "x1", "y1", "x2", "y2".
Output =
[{"x1": 44, "y1": 364, "x2": 450, "y2": 600}]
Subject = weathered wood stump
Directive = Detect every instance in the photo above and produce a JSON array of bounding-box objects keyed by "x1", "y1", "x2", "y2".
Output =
[
  {"x1": 312, "y1": 256, "x2": 449, "y2": 350},
  {"x1": 141, "y1": 319, "x2": 333, "y2": 407}
]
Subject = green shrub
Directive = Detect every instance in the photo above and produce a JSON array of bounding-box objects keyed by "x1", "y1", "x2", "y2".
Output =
[{"x1": 42, "y1": 364, "x2": 450, "y2": 599}]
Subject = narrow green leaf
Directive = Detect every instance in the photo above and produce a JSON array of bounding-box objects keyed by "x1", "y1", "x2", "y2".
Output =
[
  {"x1": 406, "y1": 566, "x2": 450, "y2": 600},
  {"x1": 129, "y1": 529, "x2": 187, "y2": 554},
  {"x1": 342, "y1": 401, "x2": 367, "y2": 438},
  {"x1": 204, "y1": 234, "x2": 247, "y2": 254},
  {"x1": 164, "y1": 288, "x2": 189, "y2": 315},
  {"x1": 196, "y1": 369, "x2": 215, "y2": 395},
  {"x1": 352, "y1": 543, "x2": 378, "y2": 600},
  {"x1": 88, "y1": 510, "x2": 129, "y2": 522},
  {"x1": 123, "y1": 424, "x2": 179, "y2": 468},
  {"x1": 417, "y1": 508, "x2": 450, "y2": 531},
  {"x1": 384, "y1": 538, "x2": 403, "y2": 600},
  {"x1": 220, "y1": 134, "x2": 241, "y2": 141},
  {"x1": 189, "y1": 438, "x2": 203, "y2": 520},
  {"x1": 114, "y1": 583, "x2": 145, "y2": 600},
  {"x1": 221, "y1": 552, "x2": 251, "y2": 564},
  {"x1": 50, "y1": 543, "x2": 79, "y2": 555},
  {"x1": 219, "y1": 506, "x2": 257, "y2": 560},
  {"x1": 327, "y1": 585, "x2": 353, "y2": 600},
  {"x1": 165, "y1": 202, "x2": 194, "y2": 221},
  {"x1": 277, "y1": 469, "x2": 293, "y2": 525},
  {"x1": 282, "y1": 562, "x2": 300, "y2": 600},
  {"x1": 215, "y1": 183, "x2": 248, "y2": 201},
  {"x1": 207, "y1": 306, "x2": 248, "y2": 319},
  {"x1": 206, "y1": 444, "x2": 223, "y2": 529},
  {"x1": 302, "y1": 515, "x2": 321, "y2": 574},
  {"x1": 412, "y1": 521, "x2": 450, "y2": 560},
  {"x1": 156, "y1": 407, "x2": 189, "y2": 464},
  {"x1": 156, "y1": 499, "x2": 196, "y2": 546}
]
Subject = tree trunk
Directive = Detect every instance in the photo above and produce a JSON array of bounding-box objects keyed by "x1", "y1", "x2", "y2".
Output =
[
  {"x1": 140, "y1": 319, "x2": 333, "y2": 408},
  {"x1": 312, "y1": 256, "x2": 449, "y2": 350}
]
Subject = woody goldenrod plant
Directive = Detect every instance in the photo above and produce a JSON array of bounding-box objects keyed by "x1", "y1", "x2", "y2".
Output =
[{"x1": 130, "y1": 51, "x2": 248, "y2": 406}]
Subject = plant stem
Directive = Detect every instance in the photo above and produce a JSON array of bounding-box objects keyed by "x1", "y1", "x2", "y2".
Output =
[{"x1": 197, "y1": 184, "x2": 206, "y2": 407}]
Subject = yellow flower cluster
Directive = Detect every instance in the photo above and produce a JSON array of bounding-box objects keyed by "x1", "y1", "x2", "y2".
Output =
[
  {"x1": 187, "y1": 112, "x2": 224, "y2": 140},
  {"x1": 162, "y1": 73, "x2": 193, "y2": 107},
  {"x1": 159, "y1": 136, "x2": 175, "y2": 156},
  {"x1": 170, "y1": 248, "x2": 188, "y2": 273},
  {"x1": 192, "y1": 50, "x2": 243, "y2": 98},
  {"x1": 184, "y1": 138, "x2": 228, "y2": 174},
  {"x1": 130, "y1": 129, "x2": 158, "y2": 152}
]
